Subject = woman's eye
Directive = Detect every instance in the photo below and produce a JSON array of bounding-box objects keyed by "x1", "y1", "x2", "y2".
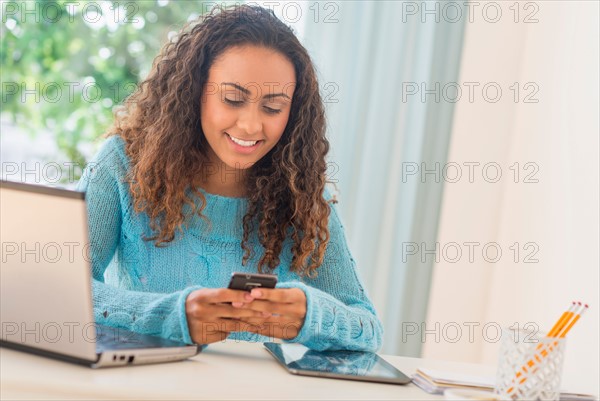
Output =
[
  {"x1": 264, "y1": 106, "x2": 282, "y2": 114},
  {"x1": 224, "y1": 98, "x2": 243, "y2": 106},
  {"x1": 224, "y1": 97, "x2": 281, "y2": 114}
]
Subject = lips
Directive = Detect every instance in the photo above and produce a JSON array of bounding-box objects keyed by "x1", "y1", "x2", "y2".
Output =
[
  {"x1": 226, "y1": 133, "x2": 260, "y2": 147},
  {"x1": 225, "y1": 132, "x2": 263, "y2": 154}
]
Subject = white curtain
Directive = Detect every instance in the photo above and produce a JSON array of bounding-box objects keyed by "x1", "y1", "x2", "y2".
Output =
[{"x1": 287, "y1": 0, "x2": 468, "y2": 355}]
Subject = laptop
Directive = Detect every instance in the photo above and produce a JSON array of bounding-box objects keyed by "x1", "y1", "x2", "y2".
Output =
[{"x1": 0, "y1": 179, "x2": 200, "y2": 367}]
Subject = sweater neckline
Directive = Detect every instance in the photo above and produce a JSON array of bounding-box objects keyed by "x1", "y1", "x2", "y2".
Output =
[
  {"x1": 186, "y1": 187, "x2": 250, "y2": 241},
  {"x1": 197, "y1": 187, "x2": 248, "y2": 203}
]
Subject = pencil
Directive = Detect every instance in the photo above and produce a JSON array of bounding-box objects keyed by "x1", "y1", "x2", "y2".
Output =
[
  {"x1": 507, "y1": 302, "x2": 587, "y2": 393},
  {"x1": 558, "y1": 303, "x2": 588, "y2": 338},
  {"x1": 547, "y1": 301, "x2": 577, "y2": 337},
  {"x1": 544, "y1": 303, "x2": 589, "y2": 354},
  {"x1": 514, "y1": 302, "x2": 575, "y2": 379},
  {"x1": 532, "y1": 302, "x2": 581, "y2": 360}
]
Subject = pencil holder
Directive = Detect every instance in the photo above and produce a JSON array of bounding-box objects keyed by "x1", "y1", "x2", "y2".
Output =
[{"x1": 495, "y1": 327, "x2": 566, "y2": 401}]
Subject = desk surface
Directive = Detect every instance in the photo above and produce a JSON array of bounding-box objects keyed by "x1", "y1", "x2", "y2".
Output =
[{"x1": 1, "y1": 341, "x2": 501, "y2": 400}]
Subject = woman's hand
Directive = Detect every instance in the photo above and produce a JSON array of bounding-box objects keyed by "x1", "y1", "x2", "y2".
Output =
[
  {"x1": 185, "y1": 288, "x2": 267, "y2": 344},
  {"x1": 234, "y1": 288, "x2": 307, "y2": 340}
]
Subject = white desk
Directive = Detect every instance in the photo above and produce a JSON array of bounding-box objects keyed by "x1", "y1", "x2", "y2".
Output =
[{"x1": 0, "y1": 341, "x2": 501, "y2": 400}]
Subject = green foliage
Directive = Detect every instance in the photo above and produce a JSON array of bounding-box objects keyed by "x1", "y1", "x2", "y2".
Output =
[{"x1": 1, "y1": 0, "x2": 213, "y2": 177}]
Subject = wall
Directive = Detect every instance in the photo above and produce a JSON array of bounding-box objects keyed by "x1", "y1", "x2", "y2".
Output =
[{"x1": 423, "y1": 1, "x2": 599, "y2": 393}]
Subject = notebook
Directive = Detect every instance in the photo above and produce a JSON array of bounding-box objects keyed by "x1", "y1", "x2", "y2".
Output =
[{"x1": 412, "y1": 368, "x2": 598, "y2": 401}]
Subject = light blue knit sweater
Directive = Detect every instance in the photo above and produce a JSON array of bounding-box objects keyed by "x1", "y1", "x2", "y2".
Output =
[{"x1": 76, "y1": 136, "x2": 383, "y2": 351}]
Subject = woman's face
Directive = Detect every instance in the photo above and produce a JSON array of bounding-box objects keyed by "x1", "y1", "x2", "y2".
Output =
[{"x1": 200, "y1": 45, "x2": 296, "y2": 171}]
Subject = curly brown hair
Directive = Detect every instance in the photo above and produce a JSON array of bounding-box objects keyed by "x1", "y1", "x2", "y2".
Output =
[{"x1": 109, "y1": 4, "x2": 333, "y2": 277}]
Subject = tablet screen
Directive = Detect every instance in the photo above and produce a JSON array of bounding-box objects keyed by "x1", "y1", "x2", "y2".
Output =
[{"x1": 264, "y1": 342, "x2": 411, "y2": 385}]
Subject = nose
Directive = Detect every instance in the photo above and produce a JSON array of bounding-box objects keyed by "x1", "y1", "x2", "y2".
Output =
[{"x1": 236, "y1": 105, "x2": 263, "y2": 137}]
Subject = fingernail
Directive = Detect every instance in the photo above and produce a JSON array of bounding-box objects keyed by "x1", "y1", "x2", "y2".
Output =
[
  {"x1": 261, "y1": 311, "x2": 271, "y2": 317},
  {"x1": 251, "y1": 289, "x2": 262, "y2": 298},
  {"x1": 244, "y1": 293, "x2": 253, "y2": 301},
  {"x1": 232, "y1": 302, "x2": 243, "y2": 308}
]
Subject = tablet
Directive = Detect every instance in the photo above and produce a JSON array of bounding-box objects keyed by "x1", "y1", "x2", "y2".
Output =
[{"x1": 263, "y1": 342, "x2": 411, "y2": 385}]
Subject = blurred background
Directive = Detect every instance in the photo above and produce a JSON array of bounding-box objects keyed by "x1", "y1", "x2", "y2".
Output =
[{"x1": 1, "y1": 0, "x2": 598, "y2": 393}]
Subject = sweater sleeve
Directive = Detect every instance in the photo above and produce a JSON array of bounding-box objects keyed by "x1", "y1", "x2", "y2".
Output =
[
  {"x1": 76, "y1": 137, "x2": 201, "y2": 344},
  {"x1": 278, "y1": 193, "x2": 384, "y2": 352}
]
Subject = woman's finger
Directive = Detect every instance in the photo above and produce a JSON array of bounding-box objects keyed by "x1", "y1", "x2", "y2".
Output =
[
  {"x1": 210, "y1": 304, "x2": 269, "y2": 319},
  {"x1": 239, "y1": 299, "x2": 305, "y2": 317},
  {"x1": 191, "y1": 288, "x2": 255, "y2": 304},
  {"x1": 250, "y1": 288, "x2": 306, "y2": 304},
  {"x1": 191, "y1": 318, "x2": 262, "y2": 335}
]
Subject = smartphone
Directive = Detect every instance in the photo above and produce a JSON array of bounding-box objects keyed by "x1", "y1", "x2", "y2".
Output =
[{"x1": 228, "y1": 272, "x2": 278, "y2": 291}]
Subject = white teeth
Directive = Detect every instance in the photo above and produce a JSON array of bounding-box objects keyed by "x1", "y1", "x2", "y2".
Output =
[{"x1": 228, "y1": 134, "x2": 258, "y2": 147}]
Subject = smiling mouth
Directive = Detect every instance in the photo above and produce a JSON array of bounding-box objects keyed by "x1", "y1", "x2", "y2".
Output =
[{"x1": 226, "y1": 133, "x2": 262, "y2": 147}]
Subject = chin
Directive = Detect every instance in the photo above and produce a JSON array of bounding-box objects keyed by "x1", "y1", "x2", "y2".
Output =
[{"x1": 223, "y1": 158, "x2": 258, "y2": 170}]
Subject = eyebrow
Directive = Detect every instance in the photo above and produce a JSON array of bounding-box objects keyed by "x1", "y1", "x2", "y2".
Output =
[{"x1": 221, "y1": 82, "x2": 291, "y2": 100}]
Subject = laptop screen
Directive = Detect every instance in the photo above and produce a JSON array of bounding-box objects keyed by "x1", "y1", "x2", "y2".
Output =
[{"x1": 1, "y1": 180, "x2": 97, "y2": 361}]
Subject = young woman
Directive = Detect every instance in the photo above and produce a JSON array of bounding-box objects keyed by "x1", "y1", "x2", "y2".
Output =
[{"x1": 77, "y1": 4, "x2": 383, "y2": 352}]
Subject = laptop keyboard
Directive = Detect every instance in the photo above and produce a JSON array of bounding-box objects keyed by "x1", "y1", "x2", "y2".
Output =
[
  {"x1": 95, "y1": 325, "x2": 151, "y2": 351},
  {"x1": 94, "y1": 324, "x2": 191, "y2": 352}
]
